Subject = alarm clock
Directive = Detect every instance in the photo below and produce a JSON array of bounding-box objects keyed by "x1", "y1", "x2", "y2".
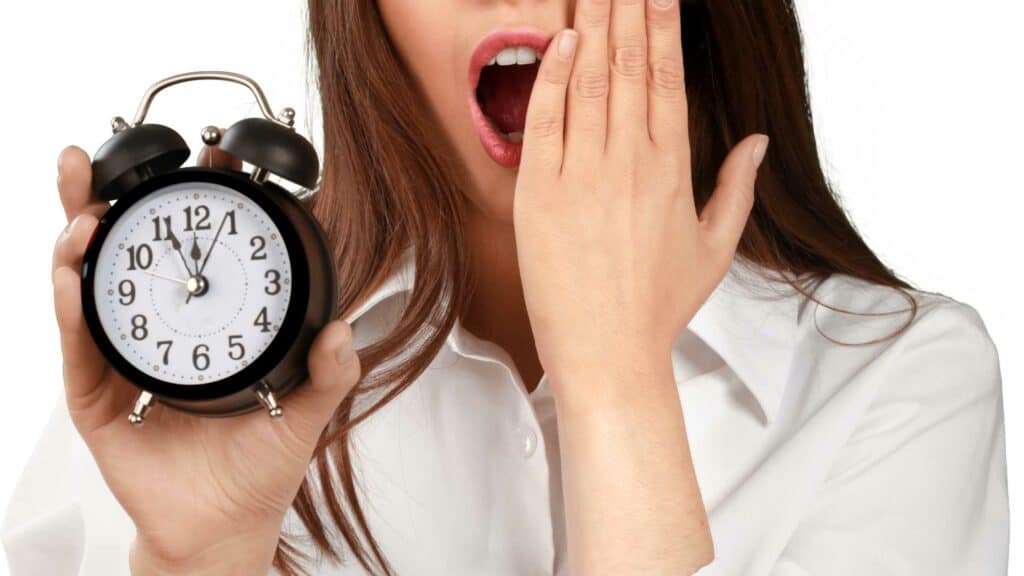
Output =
[{"x1": 80, "y1": 71, "x2": 338, "y2": 425}]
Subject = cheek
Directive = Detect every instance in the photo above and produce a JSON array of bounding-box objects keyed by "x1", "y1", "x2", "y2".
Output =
[
  {"x1": 378, "y1": 0, "x2": 459, "y2": 123},
  {"x1": 376, "y1": 0, "x2": 520, "y2": 220}
]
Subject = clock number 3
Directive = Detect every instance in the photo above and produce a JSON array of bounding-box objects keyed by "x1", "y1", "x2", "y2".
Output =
[{"x1": 265, "y1": 269, "x2": 282, "y2": 295}]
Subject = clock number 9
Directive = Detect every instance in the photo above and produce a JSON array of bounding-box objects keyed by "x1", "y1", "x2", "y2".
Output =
[{"x1": 118, "y1": 279, "x2": 135, "y2": 306}]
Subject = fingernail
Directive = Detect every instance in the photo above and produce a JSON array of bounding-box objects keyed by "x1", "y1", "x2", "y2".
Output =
[
  {"x1": 653, "y1": 0, "x2": 675, "y2": 8},
  {"x1": 752, "y1": 135, "x2": 770, "y2": 169},
  {"x1": 336, "y1": 340, "x2": 354, "y2": 365},
  {"x1": 558, "y1": 30, "x2": 579, "y2": 60}
]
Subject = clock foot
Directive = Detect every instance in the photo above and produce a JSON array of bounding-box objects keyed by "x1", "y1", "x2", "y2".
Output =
[
  {"x1": 128, "y1": 391, "x2": 155, "y2": 427},
  {"x1": 255, "y1": 383, "x2": 283, "y2": 419}
]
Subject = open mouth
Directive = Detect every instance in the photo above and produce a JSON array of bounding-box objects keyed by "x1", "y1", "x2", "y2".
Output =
[
  {"x1": 476, "y1": 46, "x2": 542, "y2": 142},
  {"x1": 468, "y1": 29, "x2": 552, "y2": 167}
]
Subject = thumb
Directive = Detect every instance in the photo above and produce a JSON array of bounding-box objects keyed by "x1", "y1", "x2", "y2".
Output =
[
  {"x1": 275, "y1": 319, "x2": 361, "y2": 446},
  {"x1": 698, "y1": 133, "x2": 770, "y2": 255}
]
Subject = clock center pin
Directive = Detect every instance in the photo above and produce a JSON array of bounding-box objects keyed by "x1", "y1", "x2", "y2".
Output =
[{"x1": 186, "y1": 275, "x2": 209, "y2": 297}]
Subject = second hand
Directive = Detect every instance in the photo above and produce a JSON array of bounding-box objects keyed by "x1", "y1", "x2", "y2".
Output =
[{"x1": 143, "y1": 269, "x2": 188, "y2": 285}]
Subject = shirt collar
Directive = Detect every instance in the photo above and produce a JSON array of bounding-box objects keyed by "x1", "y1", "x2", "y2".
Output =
[
  {"x1": 342, "y1": 247, "x2": 801, "y2": 426},
  {"x1": 685, "y1": 256, "x2": 802, "y2": 426}
]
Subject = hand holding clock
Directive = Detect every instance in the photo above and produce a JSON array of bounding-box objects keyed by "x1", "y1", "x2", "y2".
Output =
[{"x1": 51, "y1": 144, "x2": 359, "y2": 574}]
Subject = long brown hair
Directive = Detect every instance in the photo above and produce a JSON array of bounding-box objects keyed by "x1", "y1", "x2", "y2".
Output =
[{"x1": 276, "y1": 1, "x2": 919, "y2": 574}]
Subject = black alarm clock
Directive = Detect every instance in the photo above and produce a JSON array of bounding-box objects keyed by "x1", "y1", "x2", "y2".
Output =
[{"x1": 80, "y1": 71, "x2": 338, "y2": 425}]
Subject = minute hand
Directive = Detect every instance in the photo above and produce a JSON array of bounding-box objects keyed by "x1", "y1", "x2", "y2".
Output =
[
  {"x1": 195, "y1": 210, "x2": 231, "y2": 277},
  {"x1": 186, "y1": 211, "x2": 231, "y2": 304}
]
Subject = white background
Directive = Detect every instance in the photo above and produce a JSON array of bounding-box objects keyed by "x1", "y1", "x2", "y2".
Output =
[{"x1": 0, "y1": 0, "x2": 1020, "y2": 573}]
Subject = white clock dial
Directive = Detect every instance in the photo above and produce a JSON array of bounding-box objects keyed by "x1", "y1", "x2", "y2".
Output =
[{"x1": 93, "y1": 181, "x2": 293, "y2": 385}]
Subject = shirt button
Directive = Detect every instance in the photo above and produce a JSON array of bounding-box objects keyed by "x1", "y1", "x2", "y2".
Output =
[{"x1": 520, "y1": 427, "x2": 538, "y2": 458}]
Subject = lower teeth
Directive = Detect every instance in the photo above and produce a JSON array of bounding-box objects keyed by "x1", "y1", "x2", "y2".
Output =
[{"x1": 481, "y1": 113, "x2": 524, "y2": 143}]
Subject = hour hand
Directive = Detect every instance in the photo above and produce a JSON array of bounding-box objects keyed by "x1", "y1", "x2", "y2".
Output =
[
  {"x1": 165, "y1": 220, "x2": 181, "y2": 250},
  {"x1": 163, "y1": 218, "x2": 193, "y2": 276}
]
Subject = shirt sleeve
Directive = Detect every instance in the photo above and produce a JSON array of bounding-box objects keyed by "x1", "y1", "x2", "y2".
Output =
[
  {"x1": 770, "y1": 301, "x2": 1009, "y2": 575},
  {"x1": 2, "y1": 392, "x2": 137, "y2": 575}
]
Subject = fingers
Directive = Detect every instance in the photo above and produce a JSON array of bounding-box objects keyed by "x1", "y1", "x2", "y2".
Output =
[
  {"x1": 53, "y1": 265, "x2": 119, "y2": 433},
  {"x1": 645, "y1": 0, "x2": 688, "y2": 152},
  {"x1": 699, "y1": 134, "x2": 770, "y2": 258},
  {"x1": 196, "y1": 129, "x2": 242, "y2": 171},
  {"x1": 275, "y1": 320, "x2": 362, "y2": 447},
  {"x1": 52, "y1": 212, "x2": 98, "y2": 275},
  {"x1": 52, "y1": 213, "x2": 114, "y2": 430},
  {"x1": 608, "y1": 0, "x2": 649, "y2": 143},
  {"x1": 58, "y1": 146, "x2": 108, "y2": 223},
  {"x1": 521, "y1": 30, "x2": 580, "y2": 176},
  {"x1": 565, "y1": 0, "x2": 612, "y2": 161}
]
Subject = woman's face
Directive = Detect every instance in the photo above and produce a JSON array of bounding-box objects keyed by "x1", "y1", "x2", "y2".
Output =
[{"x1": 378, "y1": 0, "x2": 574, "y2": 223}]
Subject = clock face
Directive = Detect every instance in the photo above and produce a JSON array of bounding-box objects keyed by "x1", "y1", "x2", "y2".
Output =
[{"x1": 91, "y1": 181, "x2": 293, "y2": 385}]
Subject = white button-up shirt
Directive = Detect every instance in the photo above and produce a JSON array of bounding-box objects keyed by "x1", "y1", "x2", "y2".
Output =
[{"x1": 3, "y1": 248, "x2": 1009, "y2": 575}]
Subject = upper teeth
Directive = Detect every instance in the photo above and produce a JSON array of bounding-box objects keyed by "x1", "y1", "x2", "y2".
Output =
[{"x1": 487, "y1": 46, "x2": 542, "y2": 66}]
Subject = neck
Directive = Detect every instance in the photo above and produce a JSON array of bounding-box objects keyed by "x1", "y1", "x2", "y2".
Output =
[
  {"x1": 461, "y1": 204, "x2": 543, "y2": 393},
  {"x1": 462, "y1": 204, "x2": 526, "y2": 340}
]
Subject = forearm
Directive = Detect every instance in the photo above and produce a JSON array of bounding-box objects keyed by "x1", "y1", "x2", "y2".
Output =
[{"x1": 551, "y1": 346, "x2": 714, "y2": 575}]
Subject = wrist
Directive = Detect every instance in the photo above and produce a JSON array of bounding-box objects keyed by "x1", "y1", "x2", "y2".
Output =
[
  {"x1": 129, "y1": 524, "x2": 281, "y2": 576},
  {"x1": 547, "y1": 341, "x2": 675, "y2": 414}
]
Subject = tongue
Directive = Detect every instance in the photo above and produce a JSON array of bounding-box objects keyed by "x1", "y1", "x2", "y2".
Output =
[{"x1": 476, "y1": 64, "x2": 539, "y2": 135}]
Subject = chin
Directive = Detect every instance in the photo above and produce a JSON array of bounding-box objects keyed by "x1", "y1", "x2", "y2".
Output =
[{"x1": 462, "y1": 150, "x2": 520, "y2": 224}]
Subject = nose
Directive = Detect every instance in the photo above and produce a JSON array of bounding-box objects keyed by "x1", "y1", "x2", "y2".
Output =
[{"x1": 473, "y1": 0, "x2": 575, "y2": 28}]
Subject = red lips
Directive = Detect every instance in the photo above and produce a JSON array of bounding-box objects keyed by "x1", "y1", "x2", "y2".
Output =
[{"x1": 467, "y1": 27, "x2": 553, "y2": 168}]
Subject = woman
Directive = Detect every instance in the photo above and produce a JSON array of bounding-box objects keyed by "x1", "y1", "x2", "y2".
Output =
[{"x1": 3, "y1": 0, "x2": 1008, "y2": 574}]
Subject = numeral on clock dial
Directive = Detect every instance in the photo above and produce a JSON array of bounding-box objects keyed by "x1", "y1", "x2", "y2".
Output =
[
  {"x1": 118, "y1": 279, "x2": 135, "y2": 305},
  {"x1": 183, "y1": 204, "x2": 211, "y2": 231},
  {"x1": 127, "y1": 244, "x2": 152, "y2": 270},
  {"x1": 93, "y1": 182, "x2": 292, "y2": 385}
]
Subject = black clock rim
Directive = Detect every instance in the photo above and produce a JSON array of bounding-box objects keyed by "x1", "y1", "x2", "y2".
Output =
[{"x1": 80, "y1": 168, "x2": 311, "y2": 402}]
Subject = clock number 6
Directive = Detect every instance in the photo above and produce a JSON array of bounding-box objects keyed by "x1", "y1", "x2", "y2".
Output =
[{"x1": 192, "y1": 344, "x2": 210, "y2": 371}]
